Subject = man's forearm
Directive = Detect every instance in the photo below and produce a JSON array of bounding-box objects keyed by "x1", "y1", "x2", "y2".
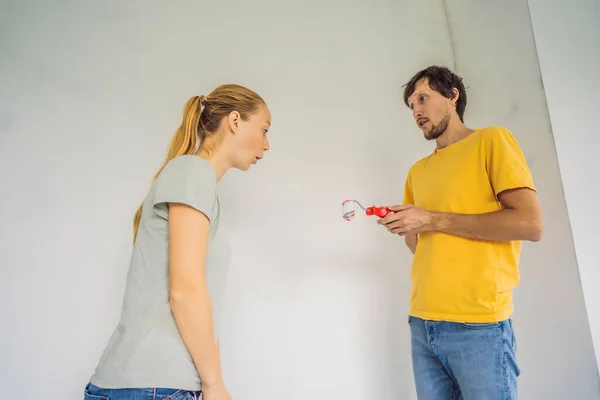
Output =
[{"x1": 431, "y1": 208, "x2": 543, "y2": 242}]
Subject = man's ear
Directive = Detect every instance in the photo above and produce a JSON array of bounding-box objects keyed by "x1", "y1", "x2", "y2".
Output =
[
  {"x1": 451, "y1": 88, "x2": 459, "y2": 106},
  {"x1": 228, "y1": 111, "x2": 241, "y2": 133}
]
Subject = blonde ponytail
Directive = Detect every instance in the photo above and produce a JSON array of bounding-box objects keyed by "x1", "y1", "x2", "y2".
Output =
[
  {"x1": 132, "y1": 95, "x2": 204, "y2": 243},
  {"x1": 132, "y1": 84, "x2": 265, "y2": 244}
]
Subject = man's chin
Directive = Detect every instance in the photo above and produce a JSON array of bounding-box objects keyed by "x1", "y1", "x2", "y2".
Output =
[
  {"x1": 424, "y1": 128, "x2": 443, "y2": 141},
  {"x1": 423, "y1": 130, "x2": 436, "y2": 141}
]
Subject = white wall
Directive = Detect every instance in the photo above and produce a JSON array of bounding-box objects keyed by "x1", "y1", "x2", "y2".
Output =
[
  {"x1": 528, "y1": 0, "x2": 600, "y2": 373},
  {"x1": 1, "y1": 0, "x2": 598, "y2": 399}
]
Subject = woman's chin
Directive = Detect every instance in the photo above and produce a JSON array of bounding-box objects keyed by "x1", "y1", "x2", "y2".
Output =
[{"x1": 235, "y1": 161, "x2": 252, "y2": 171}]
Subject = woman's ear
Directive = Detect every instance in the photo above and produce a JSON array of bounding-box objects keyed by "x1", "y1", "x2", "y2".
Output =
[{"x1": 228, "y1": 111, "x2": 241, "y2": 133}]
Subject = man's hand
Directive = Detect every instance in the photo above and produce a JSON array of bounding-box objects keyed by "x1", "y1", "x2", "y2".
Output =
[
  {"x1": 377, "y1": 204, "x2": 436, "y2": 236},
  {"x1": 377, "y1": 188, "x2": 543, "y2": 242},
  {"x1": 405, "y1": 233, "x2": 418, "y2": 254}
]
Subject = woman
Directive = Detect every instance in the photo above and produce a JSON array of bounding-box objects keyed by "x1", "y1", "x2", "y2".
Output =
[{"x1": 84, "y1": 84, "x2": 272, "y2": 400}]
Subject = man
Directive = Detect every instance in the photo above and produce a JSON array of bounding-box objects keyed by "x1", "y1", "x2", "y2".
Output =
[{"x1": 378, "y1": 65, "x2": 543, "y2": 399}]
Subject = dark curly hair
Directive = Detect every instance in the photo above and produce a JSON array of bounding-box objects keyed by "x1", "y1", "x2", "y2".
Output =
[{"x1": 402, "y1": 65, "x2": 467, "y2": 122}]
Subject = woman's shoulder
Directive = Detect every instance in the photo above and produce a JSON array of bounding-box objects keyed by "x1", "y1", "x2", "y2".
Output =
[
  {"x1": 150, "y1": 155, "x2": 218, "y2": 221},
  {"x1": 164, "y1": 154, "x2": 213, "y2": 171},
  {"x1": 158, "y1": 155, "x2": 216, "y2": 182}
]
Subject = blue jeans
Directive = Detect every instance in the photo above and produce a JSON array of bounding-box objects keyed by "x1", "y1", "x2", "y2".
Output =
[
  {"x1": 408, "y1": 316, "x2": 520, "y2": 400},
  {"x1": 84, "y1": 382, "x2": 202, "y2": 400}
]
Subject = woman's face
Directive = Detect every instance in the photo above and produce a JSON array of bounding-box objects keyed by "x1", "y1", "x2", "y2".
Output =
[{"x1": 231, "y1": 104, "x2": 271, "y2": 170}]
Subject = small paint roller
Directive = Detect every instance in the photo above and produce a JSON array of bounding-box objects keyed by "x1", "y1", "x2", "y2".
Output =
[{"x1": 341, "y1": 199, "x2": 394, "y2": 221}]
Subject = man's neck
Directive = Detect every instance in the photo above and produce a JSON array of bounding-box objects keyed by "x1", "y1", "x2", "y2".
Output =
[{"x1": 435, "y1": 118, "x2": 474, "y2": 149}]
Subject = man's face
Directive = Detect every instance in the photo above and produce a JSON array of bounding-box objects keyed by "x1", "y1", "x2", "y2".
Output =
[{"x1": 407, "y1": 79, "x2": 455, "y2": 141}]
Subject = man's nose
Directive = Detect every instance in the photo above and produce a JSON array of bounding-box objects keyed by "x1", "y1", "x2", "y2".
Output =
[{"x1": 413, "y1": 107, "x2": 423, "y2": 119}]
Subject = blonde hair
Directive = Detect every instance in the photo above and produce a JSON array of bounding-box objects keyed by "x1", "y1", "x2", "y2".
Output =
[{"x1": 132, "y1": 84, "x2": 265, "y2": 243}]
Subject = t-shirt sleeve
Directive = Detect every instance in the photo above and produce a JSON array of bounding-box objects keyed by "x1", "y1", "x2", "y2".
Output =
[
  {"x1": 402, "y1": 170, "x2": 415, "y2": 205},
  {"x1": 484, "y1": 127, "x2": 536, "y2": 198},
  {"x1": 152, "y1": 156, "x2": 217, "y2": 221}
]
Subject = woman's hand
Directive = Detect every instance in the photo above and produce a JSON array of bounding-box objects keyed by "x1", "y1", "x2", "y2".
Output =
[{"x1": 203, "y1": 380, "x2": 233, "y2": 400}]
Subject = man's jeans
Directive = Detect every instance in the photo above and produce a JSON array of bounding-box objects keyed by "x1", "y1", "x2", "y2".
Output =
[{"x1": 409, "y1": 316, "x2": 520, "y2": 400}]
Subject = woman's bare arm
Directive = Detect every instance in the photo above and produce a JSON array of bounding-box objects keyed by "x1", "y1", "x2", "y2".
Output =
[{"x1": 167, "y1": 202, "x2": 223, "y2": 388}]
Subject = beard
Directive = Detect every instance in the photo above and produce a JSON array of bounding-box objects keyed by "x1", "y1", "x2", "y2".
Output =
[{"x1": 424, "y1": 112, "x2": 450, "y2": 141}]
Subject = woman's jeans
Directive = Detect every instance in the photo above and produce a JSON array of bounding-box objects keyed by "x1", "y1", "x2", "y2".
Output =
[{"x1": 84, "y1": 382, "x2": 202, "y2": 400}]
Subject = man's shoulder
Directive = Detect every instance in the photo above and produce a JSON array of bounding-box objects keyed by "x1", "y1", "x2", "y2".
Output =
[
  {"x1": 476, "y1": 126, "x2": 525, "y2": 155},
  {"x1": 478, "y1": 125, "x2": 516, "y2": 140},
  {"x1": 407, "y1": 154, "x2": 431, "y2": 174}
]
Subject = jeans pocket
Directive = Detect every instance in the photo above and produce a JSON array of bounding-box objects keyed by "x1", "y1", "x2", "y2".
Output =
[
  {"x1": 84, "y1": 387, "x2": 110, "y2": 400},
  {"x1": 163, "y1": 390, "x2": 198, "y2": 400},
  {"x1": 458, "y1": 322, "x2": 501, "y2": 329}
]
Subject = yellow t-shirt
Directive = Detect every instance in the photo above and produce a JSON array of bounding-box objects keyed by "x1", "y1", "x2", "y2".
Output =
[{"x1": 403, "y1": 126, "x2": 536, "y2": 323}]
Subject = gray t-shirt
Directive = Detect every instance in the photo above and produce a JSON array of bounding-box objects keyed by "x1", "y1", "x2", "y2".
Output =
[{"x1": 90, "y1": 155, "x2": 231, "y2": 391}]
